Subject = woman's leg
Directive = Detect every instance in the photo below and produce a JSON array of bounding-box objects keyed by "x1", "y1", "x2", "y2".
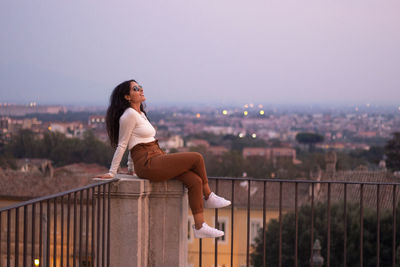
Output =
[
  {"x1": 193, "y1": 213, "x2": 205, "y2": 230},
  {"x1": 174, "y1": 170, "x2": 205, "y2": 218},
  {"x1": 173, "y1": 170, "x2": 208, "y2": 228},
  {"x1": 136, "y1": 150, "x2": 223, "y2": 229},
  {"x1": 142, "y1": 152, "x2": 212, "y2": 197}
]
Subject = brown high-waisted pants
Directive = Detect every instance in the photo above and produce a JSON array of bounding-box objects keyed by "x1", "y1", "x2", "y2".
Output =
[{"x1": 131, "y1": 140, "x2": 209, "y2": 215}]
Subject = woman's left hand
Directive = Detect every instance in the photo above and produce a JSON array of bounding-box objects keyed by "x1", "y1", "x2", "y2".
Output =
[{"x1": 95, "y1": 173, "x2": 114, "y2": 179}]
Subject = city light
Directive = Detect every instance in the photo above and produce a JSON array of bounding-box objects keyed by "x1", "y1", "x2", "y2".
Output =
[
  {"x1": 249, "y1": 103, "x2": 254, "y2": 108},
  {"x1": 258, "y1": 104, "x2": 263, "y2": 108},
  {"x1": 34, "y1": 259, "x2": 40, "y2": 266},
  {"x1": 222, "y1": 110, "x2": 228, "y2": 115},
  {"x1": 243, "y1": 111, "x2": 248, "y2": 116},
  {"x1": 259, "y1": 110, "x2": 265, "y2": 115},
  {"x1": 244, "y1": 104, "x2": 249, "y2": 108},
  {"x1": 48, "y1": 126, "x2": 52, "y2": 131},
  {"x1": 238, "y1": 133, "x2": 245, "y2": 138},
  {"x1": 355, "y1": 107, "x2": 359, "y2": 112},
  {"x1": 251, "y1": 133, "x2": 256, "y2": 138},
  {"x1": 196, "y1": 113, "x2": 201, "y2": 118}
]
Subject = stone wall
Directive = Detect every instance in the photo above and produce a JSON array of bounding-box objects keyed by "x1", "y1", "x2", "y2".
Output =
[{"x1": 107, "y1": 175, "x2": 188, "y2": 267}]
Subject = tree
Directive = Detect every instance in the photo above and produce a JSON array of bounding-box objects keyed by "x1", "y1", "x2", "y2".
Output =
[
  {"x1": 251, "y1": 202, "x2": 399, "y2": 267},
  {"x1": 190, "y1": 147, "x2": 245, "y2": 177},
  {"x1": 243, "y1": 156, "x2": 274, "y2": 178},
  {"x1": 4, "y1": 129, "x2": 114, "y2": 167},
  {"x1": 385, "y1": 132, "x2": 400, "y2": 171},
  {"x1": 295, "y1": 133, "x2": 324, "y2": 152},
  {"x1": 349, "y1": 146, "x2": 385, "y2": 166},
  {"x1": 5, "y1": 129, "x2": 42, "y2": 158}
]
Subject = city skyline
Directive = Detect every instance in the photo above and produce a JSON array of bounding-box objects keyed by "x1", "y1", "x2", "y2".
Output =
[
  {"x1": 1, "y1": 1, "x2": 399, "y2": 105},
  {"x1": 1, "y1": 101, "x2": 400, "y2": 115}
]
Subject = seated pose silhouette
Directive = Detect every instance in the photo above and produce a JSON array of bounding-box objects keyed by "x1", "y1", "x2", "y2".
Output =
[{"x1": 96, "y1": 79, "x2": 231, "y2": 238}]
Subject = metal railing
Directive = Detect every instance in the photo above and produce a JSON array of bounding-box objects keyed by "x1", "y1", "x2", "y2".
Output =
[
  {"x1": 0, "y1": 178, "x2": 118, "y2": 267},
  {"x1": 2, "y1": 175, "x2": 399, "y2": 267},
  {"x1": 200, "y1": 177, "x2": 400, "y2": 267}
]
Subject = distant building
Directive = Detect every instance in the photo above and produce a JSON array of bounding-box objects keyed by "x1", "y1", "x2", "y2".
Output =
[
  {"x1": 0, "y1": 116, "x2": 42, "y2": 134},
  {"x1": 0, "y1": 162, "x2": 108, "y2": 266},
  {"x1": 0, "y1": 162, "x2": 108, "y2": 202},
  {"x1": 0, "y1": 103, "x2": 66, "y2": 116},
  {"x1": 202, "y1": 126, "x2": 234, "y2": 135},
  {"x1": 186, "y1": 139, "x2": 210, "y2": 148},
  {"x1": 242, "y1": 147, "x2": 300, "y2": 166},
  {"x1": 15, "y1": 158, "x2": 54, "y2": 178},
  {"x1": 158, "y1": 135, "x2": 184, "y2": 151},
  {"x1": 316, "y1": 142, "x2": 370, "y2": 150},
  {"x1": 358, "y1": 131, "x2": 377, "y2": 138},
  {"x1": 311, "y1": 151, "x2": 396, "y2": 210},
  {"x1": 49, "y1": 122, "x2": 85, "y2": 138},
  {"x1": 88, "y1": 115, "x2": 106, "y2": 129},
  {"x1": 207, "y1": 146, "x2": 229, "y2": 156},
  {"x1": 188, "y1": 176, "x2": 310, "y2": 267},
  {"x1": 0, "y1": 117, "x2": 10, "y2": 132}
]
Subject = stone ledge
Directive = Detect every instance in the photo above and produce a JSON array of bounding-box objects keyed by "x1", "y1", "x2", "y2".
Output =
[{"x1": 98, "y1": 174, "x2": 188, "y2": 267}]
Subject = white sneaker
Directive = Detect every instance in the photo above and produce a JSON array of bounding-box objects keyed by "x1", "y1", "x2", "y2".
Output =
[
  {"x1": 204, "y1": 192, "x2": 231, "y2": 209},
  {"x1": 193, "y1": 222, "x2": 224, "y2": 238}
]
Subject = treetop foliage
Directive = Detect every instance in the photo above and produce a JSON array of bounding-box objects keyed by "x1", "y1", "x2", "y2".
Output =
[
  {"x1": 385, "y1": 132, "x2": 400, "y2": 171},
  {"x1": 1, "y1": 129, "x2": 114, "y2": 168}
]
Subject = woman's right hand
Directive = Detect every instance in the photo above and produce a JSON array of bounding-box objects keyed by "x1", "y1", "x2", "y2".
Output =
[{"x1": 95, "y1": 173, "x2": 114, "y2": 179}]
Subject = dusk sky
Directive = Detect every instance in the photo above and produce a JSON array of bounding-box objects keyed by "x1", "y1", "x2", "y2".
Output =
[{"x1": 0, "y1": 1, "x2": 399, "y2": 106}]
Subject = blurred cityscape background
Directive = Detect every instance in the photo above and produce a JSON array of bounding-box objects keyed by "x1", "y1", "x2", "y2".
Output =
[
  {"x1": 0, "y1": 102, "x2": 400, "y2": 177},
  {"x1": 1, "y1": 0, "x2": 400, "y2": 266},
  {"x1": 1, "y1": 101, "x2": 400, "y2": 266}
]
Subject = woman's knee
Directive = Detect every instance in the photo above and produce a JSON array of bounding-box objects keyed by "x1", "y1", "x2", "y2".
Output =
[
  {"x1": 190, "y1": 152, "x2": 204, "y2": 163},
  {"x1": 184, "y1": 174, "x2": 203, "y2": 189}
]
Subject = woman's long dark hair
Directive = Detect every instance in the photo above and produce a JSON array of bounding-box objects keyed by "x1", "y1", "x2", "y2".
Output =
[{"x1": 106, "y1": 79, "x2": 147, "y2": 148}]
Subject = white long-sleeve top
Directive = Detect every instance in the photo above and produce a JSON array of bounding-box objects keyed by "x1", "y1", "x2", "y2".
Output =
[{"x1": 108, "y1": 107, "x2": 156, "y2": 176}]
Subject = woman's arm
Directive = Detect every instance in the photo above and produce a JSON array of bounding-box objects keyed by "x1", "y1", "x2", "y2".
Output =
[{"x1": 107, "y1": 109, "x2": 136, "y2": 177}]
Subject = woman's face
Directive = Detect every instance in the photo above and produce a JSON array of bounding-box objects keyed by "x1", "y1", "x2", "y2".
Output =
[{"x1": 125, "y1": 81, "x2": 146, "y2": 104}]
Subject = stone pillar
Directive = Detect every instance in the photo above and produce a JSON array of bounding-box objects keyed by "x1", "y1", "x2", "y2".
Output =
[
  {"x1": 108, "y1": 175, "x2": 150, "y2": 267},
  {"x1": 106, "y1": 175, "x2": 188, "y2": 267},
  {"x1": 148, "y1": 180, "x2": 188, "y2": 267}
]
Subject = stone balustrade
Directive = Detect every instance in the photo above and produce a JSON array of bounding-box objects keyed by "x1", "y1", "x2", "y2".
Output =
[{"x1": 107, "y1": 175, "x2": 188, "y2": 267}]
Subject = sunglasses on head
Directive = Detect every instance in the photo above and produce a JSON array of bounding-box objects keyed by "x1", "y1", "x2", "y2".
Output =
[{"x1": 132, "y1": 85, "x2": 143, "y2": 92}]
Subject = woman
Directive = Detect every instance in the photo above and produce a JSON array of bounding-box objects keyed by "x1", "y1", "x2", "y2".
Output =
[{"x1": 97, "y1": 79, "x2": 231, "y2": 238}]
